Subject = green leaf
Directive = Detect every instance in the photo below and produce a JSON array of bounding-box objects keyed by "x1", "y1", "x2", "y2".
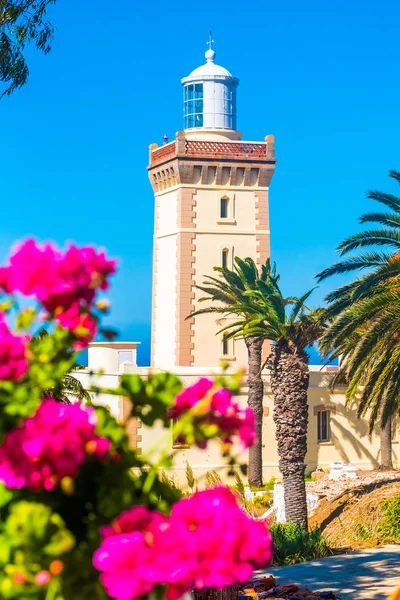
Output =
[
  {"x1": 0, "y1": 483, "x2": 13, "y2": 509},
  {"x1": 16, "y1": 307, "x2": 36, "y2": 331},
  {"x1": 119, "y1": 373, "x2": 183, "y2": 426}
]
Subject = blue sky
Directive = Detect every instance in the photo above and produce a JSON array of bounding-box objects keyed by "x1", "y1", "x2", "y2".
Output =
[{"x1": 1, "y1": 0, "x2": 399, "y2": 365}]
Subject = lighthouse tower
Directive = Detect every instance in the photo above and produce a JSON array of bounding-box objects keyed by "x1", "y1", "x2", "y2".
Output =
[{"x1": 148, "y1": 42, "x2": 276, "y2": 370}]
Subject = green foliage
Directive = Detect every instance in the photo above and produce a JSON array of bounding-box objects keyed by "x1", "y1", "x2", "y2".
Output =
[
  {"x1": 0, "y1": 502, "x2": 74, "y2": 597},
  {"x1": 99, "y1": 372, "x2": 183, "y2": 427},
  {"x1": 250, "y1": 477, "x2": 277, "y2": 492},
  {"x1": 0, "y1": 326, "x2": 82, "y2": 439},
  {"x1": 353, "y1": 522, "x2": 374, "y2": 542},
  {"x1": 251, "y1": 494, "x2": 270, "y2": 508},
  {"x1": 0, "y1": 0, "x2": 56, "y2": 97},
  {"x1": 265, "y1": 476, "x2": 277, "y2": 490},
  {"x1": 185, "y1": 462, "x2": 196, "y2": 491},
  {"x1": 205, "y1": 470, "x2": 222, "y2": 489},
  {"x1": 192, "y1": 257, "x2": 326, "y2": 353},
  {"x1": 233, "y1": 471, "x2": 245, "y2": 497},
  {"x1": 159, "y1": 472, "x2": 184, "y2": 497},
  {"x1": 378, "y1": 495, "x2": 400, "y2": 540},
  {"x1": 318, "y1": 170, "x2": 400, "y2": 429},
  {"x1": 270, "y1": 523, "x2": 331, "y2": 566}
]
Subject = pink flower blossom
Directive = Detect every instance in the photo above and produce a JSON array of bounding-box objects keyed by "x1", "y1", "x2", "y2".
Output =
[
  {"x1": 168, "y1": 488, "x2": 273, "y2": 592},
  {"x1": 0, "y1": 399, "x2": 110, "y2": 491},
  {"x1": 93, "y1": 507, "x2": 170, "y2": 600},
  {"x1": 0, "y1": 315, "x2": 28, "y2": 381},
  {"x1": 0, "y1": 240, "x2": 61, "y2": 300},
  {"x1": 0, "y1": 240, "x2": 115, "y2": 349},
  {"x1": 56, "y1": 306, "x2": 97, "y2": 350},
  {"x1": 93, "y1": 489, "x2": 273, "y2": 600},
  {"x1": 0, "y1": 240, "x2": 116, "y2": 331},
  {"x1": 170, "y1": 378, "x2": 214, "y2": 417},
  {"x1": 35, "y1": 571, "x2": 51, "y2": 586},
  {"x1": 170, "y1": 379, "x2": 256, "y2": 449}
]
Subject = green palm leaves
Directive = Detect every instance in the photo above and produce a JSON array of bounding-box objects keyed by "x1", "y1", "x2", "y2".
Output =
[
  {"x1": 193, "y1": 257, "x2": 324, "y2": 353},
  {"x1": 317, "y1": 170, "x2": 400, "y2": 430}
]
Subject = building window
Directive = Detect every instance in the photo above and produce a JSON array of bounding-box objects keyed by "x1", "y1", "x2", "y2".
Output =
[
  {"x1": 220, "y1": 196, "x2": 229, "y2": 218},
  {"x1": 184, "y1": 83, "x2": 204, "y2": 129},
  {"x1": 118, "y1": 351, "x2": 133, "y2": 365},
  {"x1": 317, "y1": 410, "x2": 330, "y2": 443},
  {"x1": 222, "y1": 333, "x2": 229, "y2": 356},
  {"x1": 222, "y1": 248, "x2": 229, "y2": 269}
]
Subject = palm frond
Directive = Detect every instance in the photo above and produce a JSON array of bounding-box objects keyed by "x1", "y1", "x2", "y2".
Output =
[
  {"x1": 288, "y1": 288, "x2": 317, "y2": 324},
  {"x1": 316, "y1": 252, "x2": 392, "y2": 281},
  {"x1": 359, "y1": 211, "x2": 400, "y2": 228},
  {"x1": 366, "y1": 189, "x2": 400, "y2": 213},
  {"x1": 337, "y1": 230, "x2": 400, "y2": 255}
]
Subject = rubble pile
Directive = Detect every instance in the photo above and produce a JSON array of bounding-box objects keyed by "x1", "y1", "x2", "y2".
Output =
[
  {"x1": 239, "y1": 578, "x2": 342, "y2": 600},
  {"x1": 193, "y1": 580, "x2": 343, "y2": 600},
  {"x1": 306, "y1": 469, "x2": 400, "y2": 503}
]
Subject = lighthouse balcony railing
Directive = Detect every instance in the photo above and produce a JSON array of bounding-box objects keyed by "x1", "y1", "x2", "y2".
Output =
[
  {"x1": 150, "y1": 141, "x2": 177, "y2": 166},
  {"x1": 184, "y1": 140, "x2": 269, "y2": 160},
  {"x1": 150, "y1": 138, "x2": 274, "y2": 167}
]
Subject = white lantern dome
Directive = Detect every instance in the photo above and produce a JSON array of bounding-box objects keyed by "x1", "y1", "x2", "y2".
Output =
[{"x1": 181, "y1": 46, "x2": 239, "y2": 131}]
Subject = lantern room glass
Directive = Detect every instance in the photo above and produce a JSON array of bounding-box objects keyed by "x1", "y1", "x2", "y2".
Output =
[{"x1": 184, "y1": 83, "x2": 204, "y2": 129}]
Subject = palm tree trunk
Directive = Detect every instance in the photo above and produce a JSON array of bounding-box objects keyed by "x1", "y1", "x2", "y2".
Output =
[
  {"x1": 380, "y1": 416, "x2": 393, "y2": 470},
  {"x1": 245, "y1": 335, "x2": 264, "y2": 488},
  {"x1": 267, "y1": 342, "x2": 309, "y2": 528}
]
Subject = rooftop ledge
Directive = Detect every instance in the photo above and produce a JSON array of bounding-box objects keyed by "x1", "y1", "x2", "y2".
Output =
[
  {"x1": 88, "y1": 342, "x2": 141, "y2": 348},
  {"x1": 148, "y1": 132, "x2": 276, "y2": 168}
]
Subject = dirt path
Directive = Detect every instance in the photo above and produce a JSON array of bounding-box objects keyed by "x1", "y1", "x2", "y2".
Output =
[{"x1": 257, "y1": 545, "x2": 400, "y2": 599}]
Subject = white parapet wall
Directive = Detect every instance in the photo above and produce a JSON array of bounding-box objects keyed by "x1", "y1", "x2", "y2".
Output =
[{"x1": 74, "y1": 345, "x2": 400, "y2": 487}]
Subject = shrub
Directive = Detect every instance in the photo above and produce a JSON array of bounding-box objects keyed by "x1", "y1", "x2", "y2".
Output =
[
  {"x1": 379, "y1": 495, "x2": 400, "y2": 541},
  {"x1": 250, "y1": 477, "x2": 277, "y2": 492},
  {"x1": 252, "y1": 495, "x2": 271, "y2": 509},
  {"x1": 270, "y1": 522, "x2": 332, "y2": 565}
]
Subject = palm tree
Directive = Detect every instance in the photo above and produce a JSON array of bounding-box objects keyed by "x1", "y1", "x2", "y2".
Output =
[
  {"x1": 240, "y1": 276, "x2": 326, "y2": 527},
  {"x1": 317, "y1": 169, "x2": 400, "y2": 469},
  {"x1": 30, "y1": 329, "x2": 91, "y2": 404},
  {"x1": 193, "y1": 258, "x2": 326, "y2": 525},
  {"x1": 191, "y1": 257, "x2": 275, "y2": 487}
]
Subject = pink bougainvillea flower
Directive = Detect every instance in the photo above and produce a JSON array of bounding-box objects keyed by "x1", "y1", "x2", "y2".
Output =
[
  {"x1": 94, "y1": 488, "x2": 273, "y2": 600},
  {"x1": 170, "y1": 378, "x2": 214, "y2": 418},
  {"x1": 94, "y1": 506, "x2": 170, "y2": 600},
  {"x1": 0, "y1": 399, "x2": 110, "y2": 491},
  {"x1": 170, "y1": 379, "x2": 256, "y2": 449},
  {"x1": 35, "y1": 571, "x2": 51, "y2": 586},
  {"x1": 56, "y1": 305, "x2": 97, "y2": 350},
  {"x1": 0, "y1": 239, "x2": 116, "y2": 315},
  {"x1": 168, "y1": 487, "x2": 273, "y2": 591},
  {"x1": 0, "y1": 315, "x2": 28, "y2": 381},
  {"x1": 0, "y1": 240, "x2": 61, "y2": 300},
  {"x1": 0, "y1": 239, "x2": 115, "y2": 348}
]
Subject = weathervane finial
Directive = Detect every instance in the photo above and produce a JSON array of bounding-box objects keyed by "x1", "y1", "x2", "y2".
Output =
[{"x1": 207, "y1": 31, "x2": 215, "y2": 50}]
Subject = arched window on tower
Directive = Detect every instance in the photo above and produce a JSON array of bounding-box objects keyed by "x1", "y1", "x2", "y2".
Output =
[
  {"x1": 220, "y1": 196, "x2": 229, "y2": 219},
  {"x1": 222, "y1": 248, "x2": 229, "y2": 269}
]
